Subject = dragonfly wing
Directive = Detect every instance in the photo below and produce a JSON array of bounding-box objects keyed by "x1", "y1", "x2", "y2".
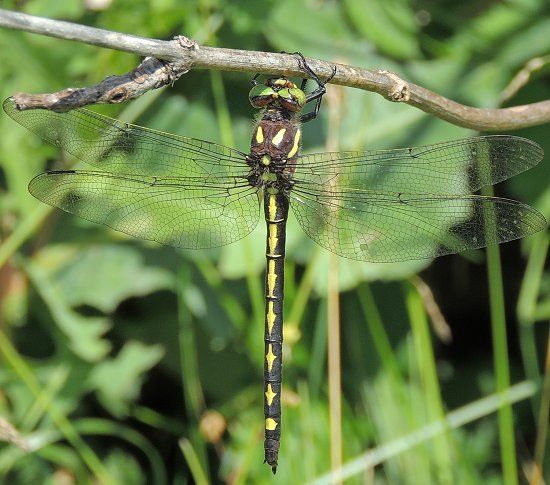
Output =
[
  {"x1": 3, "y1": 97, "x2": 249, "y2": 179},
  {"x1": 29, "y1": 170, "x2": 260, "y2": 249},
  {"x1": 295, "y1": 136, "x2": 543, "y2": 195},
  {"x1": 290, "y1": 187, "x2": 546, "y2": 262}
]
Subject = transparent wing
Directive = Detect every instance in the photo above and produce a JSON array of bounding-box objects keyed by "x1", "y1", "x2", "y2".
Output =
[
  {"x1": 290, "y1": 187, "x2": 546, "y2": 262},
  {"x1": 3, "y1": 97, "x2": 250, "y2": 179},
  {"x1": 295, "y1": 136, "x2": 543, "y2": 195},
  {"x1": 29, "y1": 170, "x2": 260, "y2": 249}
]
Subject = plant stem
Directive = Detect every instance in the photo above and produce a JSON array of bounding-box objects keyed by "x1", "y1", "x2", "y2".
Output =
[
  {"x1": 327, "y1": 253, "x2": 342, "y2": 479},
  {"x1": 486, "y1": 242, "x2": 518, "y2": 485}
]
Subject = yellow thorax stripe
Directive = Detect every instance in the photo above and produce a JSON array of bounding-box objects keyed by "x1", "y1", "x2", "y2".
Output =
[
  {"x1": 287, "y1": 129, "x2": 301, "y2": 158},
  {"x1": 256, "y1": 125, "x2": 264, "y2": 143},
  {"x1": 272, "y1": 128, "x2": 286, "y2": 146}
]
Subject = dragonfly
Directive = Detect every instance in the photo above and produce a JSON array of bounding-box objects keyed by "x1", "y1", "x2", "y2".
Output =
[{"x1": 3, "y1": 54, "x2": 546, "y2": 473}]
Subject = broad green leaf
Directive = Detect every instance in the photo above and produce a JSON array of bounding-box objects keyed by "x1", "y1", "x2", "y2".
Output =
[
  {"x1": 88, "y1": 341, "x2": 164, "y2": 417},
  {"x1": 105, "y1": 448, "x2": 146, "y2": 484},
  {"x1": 266, "y1": 0, "x2": 376, "y2": 64},
  {"x1": 38, "y1": 244, "x2": 174, "y2": 313},
  {"x1": 447, "y1": 0, "x2": 545, "y2": 54},
  {"x1": 496, "y1": 18, "x2": 550, "y2": 68},
  {"x1": 23, "y1": 258, "x2": 111, "y2": 362},
  {"x1": 342, "y1": 0, "x2": 420, "y2": 59}
]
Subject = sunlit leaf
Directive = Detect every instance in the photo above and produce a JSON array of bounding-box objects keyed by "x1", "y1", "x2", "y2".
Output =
[
  {"x1": 40, "y1": 244, "x2": 175, "y2": 313},
  {"x1": 88, "y1": 341, "x2": 164, "y2": 417}
]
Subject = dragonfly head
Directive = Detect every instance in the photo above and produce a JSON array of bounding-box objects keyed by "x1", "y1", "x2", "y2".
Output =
[{"x1": 249, "y1": 78, "x2": 306, "y2": 113}]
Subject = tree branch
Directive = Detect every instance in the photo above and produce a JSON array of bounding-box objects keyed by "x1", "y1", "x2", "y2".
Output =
[
  {"x1": 1, "y1": 8, "x2": 549, "y2": 131},
  {"x1": 10, "y1": 57, "x2": 189, "y2": 111}
]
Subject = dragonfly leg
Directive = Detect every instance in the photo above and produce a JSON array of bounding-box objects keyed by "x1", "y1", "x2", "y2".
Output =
[
  {"x1": 250, "y1": 73, "x2": 262, "y2": 86},
  {"x1": 288, "y1": 52, "x2": 336, "y2": 123}
]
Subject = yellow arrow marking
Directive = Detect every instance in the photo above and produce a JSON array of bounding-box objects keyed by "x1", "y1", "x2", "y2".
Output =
[
  {"x1": 268, "y1": 223, "x2": 278, "y2": 256},
  {"x1": 265, "y1": 418, "x2": 278, "y2": 431},
  {"x1": 266, "y1": 344, "x2": 276, "y2": 372},
  {"x1": 265, "y1": 384, "x2": 276, "y2": 406},
  {"x1": 267, "y1": 259, "x2": 277, "y2": 297},
  {"x1": 266, "y1": 300, "x2": 276, "y2": 336}
]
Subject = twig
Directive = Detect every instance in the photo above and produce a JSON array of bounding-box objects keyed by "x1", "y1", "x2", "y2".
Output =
[
  {"x1": 501, "y1": 55, "x2": 550, "y2": 102},
  {"x1": 1, "y1": 8, "x2": 549, "y2": 131},
  {"x1": 11, "y1": 57, "x2": 189, "y2": 111}
]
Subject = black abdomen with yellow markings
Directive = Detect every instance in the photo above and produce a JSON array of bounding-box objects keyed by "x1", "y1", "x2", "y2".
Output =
[{"x1": 262, "y1": 189, "x2": 288, "y2": 471}]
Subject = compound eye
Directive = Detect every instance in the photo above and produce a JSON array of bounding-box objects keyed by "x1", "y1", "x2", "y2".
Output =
[
  {"x1": 288, "y1": 88, "x2": 306, "y2": 108},
  {"x1": 278, "y1": 87, "x2": 306, "y2": 112},
  {"x1": 271, "y1": 78, "x2": 288, "y2": 87},
  {"x1": 249, "y1": 85, "x2": 276, "y2": 108}
]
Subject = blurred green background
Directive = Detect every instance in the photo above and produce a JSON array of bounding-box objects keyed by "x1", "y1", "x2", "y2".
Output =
[{"x1": 0, "y1": 0, "x2": 549, "y2": 483}]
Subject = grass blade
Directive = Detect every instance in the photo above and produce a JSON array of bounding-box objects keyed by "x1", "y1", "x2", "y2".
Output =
[
  {"x1": 480, "y1": 177, "x2": 518, "y2": 485},
  {"x1": 179, "y1": 438, "x2": 209, "y2": 485},
  {"x1": 313, "y1": 381, "x2": 537, "y2": 484}
]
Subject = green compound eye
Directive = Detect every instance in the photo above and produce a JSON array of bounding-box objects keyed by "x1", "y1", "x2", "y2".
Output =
[
  {"x1": 249, "y1": 85, "x2": 276, "y2": 108},
  {"x1": 288, "y1": 88, "x2": 306, "y2": 108},
  {"x1": 271, "y1": 78, "x2": 288, "y2": 86},
  {"x1": 278, "y1": 87, "x2": 306, "y2": 112},
  {"x1": 277, "y1": 88, "x2": 292, "y2": 100}
]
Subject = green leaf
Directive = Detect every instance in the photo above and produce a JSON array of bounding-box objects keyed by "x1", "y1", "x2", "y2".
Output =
[
  {"x1": 266, "y1": 0, "x2": 373, "y2": 64},
  {"x1": 496, "y1": 18, "x2": 550, "y2": 68},
  {"x1": 342, "y1": 0, "x2": 420, "y2": 59},
  {"x1": 23, "y1": 258, "x2": 111, "y2": 362},
  {"x1": 104, "y1": 449, "x2": 146, "y2": 484},
  {"x1": 88, "y1": 341, "x2": 164, "y2": 417},
  {"x1": 39, "y1": 244, "x2": 175, "y2": 313}
]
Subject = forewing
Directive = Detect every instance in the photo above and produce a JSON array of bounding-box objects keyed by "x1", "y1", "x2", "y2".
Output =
[
  {"x1": 3, "y1": 97, "x2": 250, "y2": 179},
  {"x1": 29, "y1": 171, "x2": 260, "y2": 249},
  {"x1": 290, "y1": 188, "x2": 546, "y2": 262},
  {"x1": 295, "y1": 136, "x2": 543, "y2": 195}
]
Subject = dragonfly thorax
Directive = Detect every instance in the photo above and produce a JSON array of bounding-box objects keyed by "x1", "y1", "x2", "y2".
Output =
[{"x1": 247, "y1": 115, "x2": 302, "y2": 191}]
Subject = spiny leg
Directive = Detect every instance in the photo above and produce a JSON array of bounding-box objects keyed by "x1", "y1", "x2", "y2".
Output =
[
  {"x1": 250, "y1": 73, "x2": 262, "y2": 86},
  {"x1": 288, "y1": 52, "x2": 336, "y2": 123}
]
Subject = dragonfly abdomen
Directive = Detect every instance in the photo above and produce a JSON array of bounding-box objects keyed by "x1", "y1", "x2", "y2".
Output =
[{"x1": 263, "y1": 190, "x2": 289, "y2": 474}]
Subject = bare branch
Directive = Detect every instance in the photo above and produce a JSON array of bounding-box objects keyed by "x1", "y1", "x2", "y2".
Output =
[
  {"x1": 1, "y1": 8, "x2": 549, "y2": 131},
  {"x1": 0, "y1": 8, "x2": 182, "y2": 60},
  {"x1": 11, "y1": 58, "x2": 189, "y2": 111}
]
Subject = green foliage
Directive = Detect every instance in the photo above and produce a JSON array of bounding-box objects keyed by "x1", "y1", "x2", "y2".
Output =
[
  {"x1": 89, "y1": 341, "x2": 165, "y2": 417},
  {"x1": 39, "y1": 244, "x2": 174, "y2": 314},
  {"x1": 0, "y1": 0, "x2": 549, "y2": 483}
]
